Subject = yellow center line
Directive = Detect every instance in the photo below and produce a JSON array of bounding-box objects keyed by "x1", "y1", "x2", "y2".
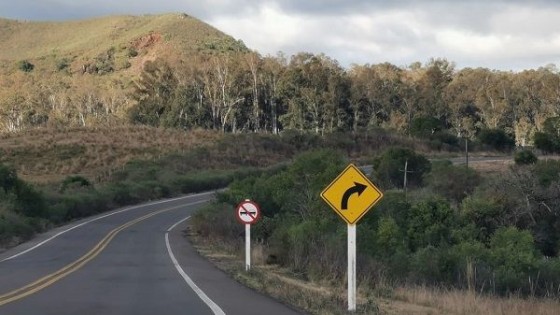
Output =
[{"x1": 0, "y1": 203, "x2": 193, "y2": 306}]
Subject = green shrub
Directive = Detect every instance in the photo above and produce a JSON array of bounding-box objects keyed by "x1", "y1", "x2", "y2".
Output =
[
  {"x1": 0, "y1": 209, "x2": 35, "y2": 244},
  {"x1": 460, "y1": 197, "x2": 504, "y2": 242},
  {"x1": 127, "y1": 47, "x2": 138, "y2": 57},
  {"x1": 514, "y1": 150, "x2": 538, "y2": 165},
  {"x1": 476, "y1": 129, "x2": 515, "y2": 151},
  {"x1": 14, "y1": 182, "x2": 46, "y2": 218},
  {"x1": 60, "y1": 175, "x2": 91, "y2": 193},
  {"x1": 489, "y1": 227, "x2": 539, "y2": 293},
  {"x1": 17, "y1": 60, "x2": 34, "y2": 72},
  {"x1": 426, "y1": 162, "x2": 481, "y2": 203},
  {"x1": 56, "y1": 58, "x2": 70, "y2": 71},
  {"x1": 407, "y1": 197, "x2": 456, "y2": 250},
  {"x1": 533, "y1": 160, "x2": 560, "y2": 187},
  {"x1": 0, "y1": 164, "x2": 18, "y2": 193},
  {"x1": 534, "y1": 131, "x2": 559, "y2": 153},
  {"x1": 410, "y1": 246, "x2": 444, "y2": 283},
  {"x1": 410, "y1": 116, "x2": 444, "y2": 138}
]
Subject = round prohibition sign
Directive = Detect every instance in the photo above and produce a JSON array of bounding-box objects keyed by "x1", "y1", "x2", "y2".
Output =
[{"x1": 235, "y1": 200, "x2": 261, "y2": 225}]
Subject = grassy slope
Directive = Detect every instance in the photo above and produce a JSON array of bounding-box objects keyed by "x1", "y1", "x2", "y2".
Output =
[
  {"x1": 0, "y1": 13, "x2": 246, "y2": 97},
  {"x1": 0, "y1": 127, "x2": 221, "y2": 183},
  {"x1": 0, "y1": 13, "x2": 240, "y2": 61}
]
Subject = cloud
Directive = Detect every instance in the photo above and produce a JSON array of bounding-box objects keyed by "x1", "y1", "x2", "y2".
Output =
[{"x1": 1, "y1": 0, "x2": 559, "y2": 70}]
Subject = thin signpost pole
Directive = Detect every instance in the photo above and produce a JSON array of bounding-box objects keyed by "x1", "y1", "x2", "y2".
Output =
[
  {"x1": 348, "y1": 224, "x2": 356, "y2": 311},
  {"x1": 245, "y1": 223, "x2": 251, "y2": 271}
]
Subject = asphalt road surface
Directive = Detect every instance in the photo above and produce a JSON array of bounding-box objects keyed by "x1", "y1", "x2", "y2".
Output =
[{"x1": 0, "y1": 192, "x2": 302, "y2": 315}]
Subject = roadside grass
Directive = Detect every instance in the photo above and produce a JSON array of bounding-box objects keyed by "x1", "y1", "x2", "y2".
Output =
[
  {"x1": 188, "y1": 229, "x2": 382, "y2": 315},
  {"x1": 393, "y1": 286, "x2": 560, "y2": 315},
  {"x1": 188, "y1": 229, "x2": 560, "y2": 315}
]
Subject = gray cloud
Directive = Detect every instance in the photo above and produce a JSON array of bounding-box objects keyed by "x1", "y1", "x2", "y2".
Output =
[{"x1": 1, "y1": 0, "x2": 559, "y2": 70}]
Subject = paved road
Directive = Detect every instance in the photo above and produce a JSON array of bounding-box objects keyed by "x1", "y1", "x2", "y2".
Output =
[{"x1": 0, "y1": 192, "x2": 302, "y2": 315}]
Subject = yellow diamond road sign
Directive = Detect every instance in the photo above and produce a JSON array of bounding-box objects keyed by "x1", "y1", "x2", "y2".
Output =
[{"x1": 321, "y1": 164, "x2": 383, "y2": 225}]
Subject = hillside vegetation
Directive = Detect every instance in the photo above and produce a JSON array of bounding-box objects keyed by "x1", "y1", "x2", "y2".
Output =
[
  {"x1": 0, "y1": 13, "x2": 246, "y2": 132},
  {"x1": 0, "y1": 126, "x2": 220, "y2": 183}
]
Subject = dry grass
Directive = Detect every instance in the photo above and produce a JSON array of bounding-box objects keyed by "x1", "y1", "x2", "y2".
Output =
[
  {"x1": 393, "y1": 286, "x2": 560, "y2": 315},
  {"x1": 0, "y1": 14, "x2": 234, "y2": 61},
  {"x1": 0, "y1": 126, "x2": 221, "y2": 183}
]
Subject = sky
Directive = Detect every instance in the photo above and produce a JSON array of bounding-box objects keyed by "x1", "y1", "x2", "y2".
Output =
[{"x1": 1, "y1": 0, "x2": 559, "y2": 71}]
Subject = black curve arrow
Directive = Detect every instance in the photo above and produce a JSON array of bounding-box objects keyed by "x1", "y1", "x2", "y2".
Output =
[{"x1": 341, "y1": 182, "x2": 367, "y2": 210}]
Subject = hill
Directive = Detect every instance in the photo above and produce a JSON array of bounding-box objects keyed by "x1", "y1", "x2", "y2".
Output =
[
  {"x1": 0, "y1": 13, "x2": 247, "y2": 122},
  {"x1": 0, "y1": 13, "x2": 246, "y2": 69}
]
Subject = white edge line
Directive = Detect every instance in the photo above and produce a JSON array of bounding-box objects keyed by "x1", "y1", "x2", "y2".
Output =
[
  {"x1": 167, "y1": 216, "x2": 192, "y2": 232},
  {"x1": 1, "y1": 191, "x2": 216, "y2": 262},
  {"x1": 166, "y1": 216, "x2": 226, "y2": 315}
]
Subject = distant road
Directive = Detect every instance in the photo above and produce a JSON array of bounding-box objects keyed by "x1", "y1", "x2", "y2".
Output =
[
  {"x1": 0, "y1": 193, "x2": 301, "y2": 315},
  {"x1": 359, "y1": 155, "x2": 514, "y2": 175}
]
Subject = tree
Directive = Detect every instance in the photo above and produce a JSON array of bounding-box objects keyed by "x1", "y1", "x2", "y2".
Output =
[
  {"x1": 417, "y1": 58, "x2": 455, "y2": 124},
  {"x1": 129, "y1": 59, "x2": 178, "y2": 126}
]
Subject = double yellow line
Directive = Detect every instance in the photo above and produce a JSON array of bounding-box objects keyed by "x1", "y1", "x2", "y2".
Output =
[{"x1": 0, "y1": 204, "x2": 188, "y2": 307}]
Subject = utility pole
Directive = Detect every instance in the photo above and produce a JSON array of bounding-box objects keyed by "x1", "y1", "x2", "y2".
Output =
[
  {"x1": 400, "y1": 159, "x2": 414, "y2": 199},
  {"x1": 465, "y1": 137, "x2": 469, "y2": 168}
]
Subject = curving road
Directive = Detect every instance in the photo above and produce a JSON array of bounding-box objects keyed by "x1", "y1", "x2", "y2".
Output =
[{"x1": 0, "y1": 192, "x2": 301, "y2": 315}]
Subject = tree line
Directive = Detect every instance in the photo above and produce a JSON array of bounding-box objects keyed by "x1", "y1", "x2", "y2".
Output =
[{"x1": 2, "y1": 51, "x2": 560, "y2": 146}]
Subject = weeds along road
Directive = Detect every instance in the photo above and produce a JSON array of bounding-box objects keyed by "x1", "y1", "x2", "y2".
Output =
[{"x1": 0, "y1": 192, "x2": 301, "y2": 315}]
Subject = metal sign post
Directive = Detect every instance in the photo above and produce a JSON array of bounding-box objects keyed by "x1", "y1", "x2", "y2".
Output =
[
  {"x1": 235, "y1": 200, "x2": 261, "y2": 272},
  {"x1": 320, "y1": 164, "x2": 384, "y2": 312}
]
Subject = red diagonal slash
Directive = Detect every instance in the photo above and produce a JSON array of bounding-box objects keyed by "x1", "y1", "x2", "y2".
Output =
[{"x1": 240, "y1": 204, "x2": 257, "y2": 221}]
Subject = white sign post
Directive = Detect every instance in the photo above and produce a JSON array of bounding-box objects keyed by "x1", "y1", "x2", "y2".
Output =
[
  {"x1": 235, "y1": 200, "x2": 261, "y2": 271},
  {"x1": 348, "y1": 224, "x2": 356, "y2": 311},
  {"x1": 245, "y1": 223, "x2": 251, "y2": 271}
]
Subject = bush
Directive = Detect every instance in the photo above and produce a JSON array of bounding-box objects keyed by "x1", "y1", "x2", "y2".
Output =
[
  {"x1": 534, "y1": 131, "x2": 559, "y2": 153},
  {"x1": 407, "y1": 198, "x2": 456, "y2": 251},
  {"x1": 0, "y1": 209, "x2": 35, "y2": 244},
  {"x1": 127, "y1": 47, "x2": 139, "y2": 57},
  {"x1": 477, "y1": 129, "x2": 515, "y2": 151},
  {"x1": 514, "y1": 150, "x2": 538, "y2": 165},
  {"x1": 56, "y1": 58, "x2": 70, "y2": 71},
  {"x1": 14, "y1": 182, "x2": 46, "y2": 218},
  {"x1": 534, "y1": 160, "x2": 560, "y2": 187},
  {"x1": 410, "y1": 116, "x2": 444, "y2": 138},
  {"x1": 426, "y1": 162, "x2": 481, "y2": 203},
  {"x1": 17, "y1": 60, "x2": 34, "y2": 72},
  {"x1": 60, "y1": 175, "x2": 91, "y2": 193},
  {"x1": 489, "y1": 227, "x2": 539, "y2": 293},
  {"x1": 372, "y1": 147, "x2": 431, "y2": 189},
  {"x1": 0, "y1": 164, "x2": 18, "y2": 193},
  {"x1": 460, "y1": 197, "x2": 504, "y2": 242}
]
